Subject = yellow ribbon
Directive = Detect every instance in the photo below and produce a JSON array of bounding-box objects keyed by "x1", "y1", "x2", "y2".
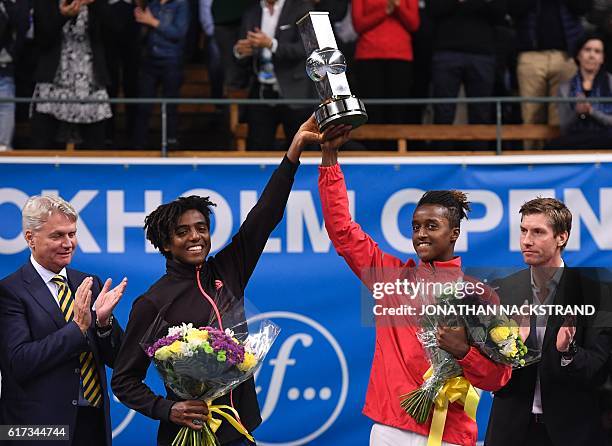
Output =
[
  {"x1": 206, "y1": 404, "x2": 255, "y2": 443},
  {"x1": 422, "y1": 368, "x2": 480, "y2": 446}
]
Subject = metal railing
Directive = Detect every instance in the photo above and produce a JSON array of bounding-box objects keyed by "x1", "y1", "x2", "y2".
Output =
[{"x1": 3, "y1": 96, "x2": 612, "y2": 156}]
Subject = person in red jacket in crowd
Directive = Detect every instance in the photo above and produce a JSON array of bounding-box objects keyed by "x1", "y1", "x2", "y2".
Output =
[
  {"x1": 352, "y1": 0, "x2": 420, "y2": 127},
  {"x1": 317, "y1": 127, "x2": 512, "y2": 446}
]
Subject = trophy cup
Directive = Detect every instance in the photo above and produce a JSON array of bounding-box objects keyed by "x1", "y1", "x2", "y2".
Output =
[{"x1": 297, "y1": 12, "x2": 368, "y2": 131}]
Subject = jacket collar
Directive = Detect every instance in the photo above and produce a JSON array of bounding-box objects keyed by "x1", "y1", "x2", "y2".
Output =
[{"x1": 21, "y1": 260, "x2": 67, "y2": 329}]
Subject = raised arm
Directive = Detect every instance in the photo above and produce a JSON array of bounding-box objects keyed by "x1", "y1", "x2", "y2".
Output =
[
  {"x1": 214, "y1": 116, "x2": 344, "y2": 294},
  {"x1": 319, "y1": 135, "x2": 404, "y2": 285}
]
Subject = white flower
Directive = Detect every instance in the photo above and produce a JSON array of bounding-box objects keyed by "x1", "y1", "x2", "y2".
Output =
[
  {"x1": 167, "y1": 323, "x2": 194, "y2": 338},
  {"x1": 224, "y1": 328, "x2": 235, "y2": 338},
  {"x1": 180, "y1": 342, "x2": 195, "y2": 357}
]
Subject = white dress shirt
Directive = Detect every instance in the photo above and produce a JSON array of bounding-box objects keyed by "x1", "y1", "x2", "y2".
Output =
[
  {"x1": 30, "y1": 254, "x2": 68, "y2": 307},
  {"x1": 530, "y1": 261, "x2": 564, "y2": 414}
]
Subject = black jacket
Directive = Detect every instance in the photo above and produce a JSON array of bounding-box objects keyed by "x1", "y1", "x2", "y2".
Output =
[
  {"x1": 32, "y1": 0, "x2": 110, "y2": 85},
  {"x1": 236, "y1": 0, "x2": 316, "y2": 100},
  {"x1": 0, "y1": 0, "x2": 29, "y2": 74},
  {"x1": 509, "y1": 0, "x2": 592, "y2": 54},
  {"x1": 0, "y1": 263, "x2": 124, "y2": 446},
  {"x1": 111, "y1": 156, "x2": 299, "y2": 445},
  {"x1": 429, "y1": 0, "x2": 507, "y2": 55},
  {"x1": 485, "y1": 267, "x2": 612, "y2": 446}
]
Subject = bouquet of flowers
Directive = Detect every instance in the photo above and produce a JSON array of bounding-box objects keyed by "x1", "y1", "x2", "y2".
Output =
[
  {"x1": 399, "y1": 281, "x2": 465, "y2": 424},
  {"x1": 400, "y1": 278, "x2": 537, "y2": 424},
  {"x1": 142, "y1": 301, "x2": 280, "y2": 446}
]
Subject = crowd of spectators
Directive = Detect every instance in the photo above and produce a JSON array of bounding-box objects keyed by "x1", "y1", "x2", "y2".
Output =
[{"x1": 0, "y1": 0, "x2": 611, "y2": 151}]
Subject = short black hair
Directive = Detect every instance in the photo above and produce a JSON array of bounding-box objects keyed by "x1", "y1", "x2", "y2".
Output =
[
  {"x1": 573, "y1": 31, "x2": 606, "y2": 64},
  {"x1": 416, "y1": 190, "x2": 471, "y2": 228},
  {"x1": 144, "y1": 195, "x2": 216, "y2": 259}
]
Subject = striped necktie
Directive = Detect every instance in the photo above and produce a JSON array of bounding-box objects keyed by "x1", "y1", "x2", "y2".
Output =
[{"x1": 51, "y1": 275, "x2": 103, "y2": 408}]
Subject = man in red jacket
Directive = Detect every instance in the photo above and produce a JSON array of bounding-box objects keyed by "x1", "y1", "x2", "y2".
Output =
[{"x1": 317, "y1": 131, "x2": 511, "y2": 446}]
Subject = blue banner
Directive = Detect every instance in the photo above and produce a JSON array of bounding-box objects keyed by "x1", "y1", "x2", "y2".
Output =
[{"x1": 1, "y1": 156, "x2": 611, "y2": 445}]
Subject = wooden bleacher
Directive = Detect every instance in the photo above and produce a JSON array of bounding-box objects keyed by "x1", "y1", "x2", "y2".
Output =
[
  {"x1": 227, "y1": 94, "x2": 561, "y2": 152},
  {"x1": 2, "y1": 69, "x2": 593, "y2": 155}
]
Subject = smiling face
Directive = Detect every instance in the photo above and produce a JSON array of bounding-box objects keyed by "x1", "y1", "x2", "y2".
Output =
[
  {"x1": 164, "y1": 209, "x2": 212, "y2": 266},
  {"x1": 520, "y1": 213, "x2": 567, "y2": 267},
  {"x1": 25, "y1": 212, "x2": 77, "y2": 273},
  {"x1": 412, "y1": 204, "x2": 459, "y2": 263}
]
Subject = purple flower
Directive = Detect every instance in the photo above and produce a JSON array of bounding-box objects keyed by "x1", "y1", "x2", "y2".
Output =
[
  {"x1": 147, "y1": 333, "x2": 182, "y2": 357},
  {"x1": 198, "y1": 327, "x2": 245, "y2": 365}
]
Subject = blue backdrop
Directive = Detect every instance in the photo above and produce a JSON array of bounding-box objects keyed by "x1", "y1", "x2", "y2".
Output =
[{"x1": 1, "y1": 156, "x2": 611, "y2": 445}]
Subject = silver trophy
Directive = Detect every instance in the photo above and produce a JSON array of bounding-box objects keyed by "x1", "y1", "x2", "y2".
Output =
[{"x1": 297, "y1": 12, "x2": 367, "y2": 131}]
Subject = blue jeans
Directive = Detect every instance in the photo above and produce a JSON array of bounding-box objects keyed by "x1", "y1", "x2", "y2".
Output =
[{"x1": 0, "y1": 74, "x2": 15, "y2": 147}]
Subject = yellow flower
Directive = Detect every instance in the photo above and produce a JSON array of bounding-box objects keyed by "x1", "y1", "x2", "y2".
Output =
[
  {"x1": 167, "y1": 340, "x2": 186, "y2": 355},
  {"x1": 154, "y1": 345, "x2": 173, "y2": 361},
  {"x1": 507, "y1": 319, "x2": 520, "y2": 337},
  {"x1": 186, "y1": 329, "x2": 209, "y2": 344},
  {"x1": 237, "y1": 352, "x2": 258, "y2": 372},
  {"x1": 490, "y1": 326, "x2": 511, "y2": 344}
]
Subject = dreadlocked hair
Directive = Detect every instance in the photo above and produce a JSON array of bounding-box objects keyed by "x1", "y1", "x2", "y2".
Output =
[
  {"x1": 144, "y1": 195, "x2": 216, "y2": 259},
  {"x1": 416, "y1": 190, "x2": 471, "y2": 228}
]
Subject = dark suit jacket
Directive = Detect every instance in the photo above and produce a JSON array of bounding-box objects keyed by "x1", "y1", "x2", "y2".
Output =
[
  {"x1": 485, "y1": 267, "x2": 612, "y2": 446},
  {"x1": 0, "y1": 260, "x2": 123, "y2": 446},
  {"x1": 32, "y1": 0, "x2": 110, "y2": 85},
  {"x1": 237, "y1": 0, "x2": 316, "y2": 100}
]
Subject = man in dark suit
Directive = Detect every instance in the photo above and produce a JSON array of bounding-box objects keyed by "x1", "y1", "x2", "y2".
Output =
[
  {"x1": 233, "y1": 0, "x2": 316, "y2": 150},
  {"x1": 0, "y1": 195, "x2": 126, "y2": 446},
  {"x1": 485, "y1": 197, "x2": 612, "y2": 446}
]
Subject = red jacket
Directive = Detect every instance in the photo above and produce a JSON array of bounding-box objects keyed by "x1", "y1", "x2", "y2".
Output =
[
  {"x1": 352, "y1": 0, "x2": 420, "y2": 61},
  {"x1": 318, "y1": 164, "x2": 512, "y2": 446}
]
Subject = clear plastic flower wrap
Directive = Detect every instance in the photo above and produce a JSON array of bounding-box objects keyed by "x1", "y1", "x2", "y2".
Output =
[
  {"x1": 396, "y1": 272, "x2": 539, "y2": 425},
  {"x1": 399, "y1": 280, "x2": 466, "y2": 424},
  {"x1": 140, "y1": 298, "x2": 280, "y2": 446}
]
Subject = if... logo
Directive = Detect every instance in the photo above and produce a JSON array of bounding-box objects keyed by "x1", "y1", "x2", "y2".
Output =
[{"x1": 249, "y1": 312, "x2": 349, "y2": 446}]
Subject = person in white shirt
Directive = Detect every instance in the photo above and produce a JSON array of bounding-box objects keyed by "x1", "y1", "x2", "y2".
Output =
[{"x1": 233, "y1": 0, "x2": 316, "y2": 150}]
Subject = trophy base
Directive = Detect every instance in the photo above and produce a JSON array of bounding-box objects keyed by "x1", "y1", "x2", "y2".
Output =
[{"x1": 315, "y1": 96, "x2": 368, "y2": 131}]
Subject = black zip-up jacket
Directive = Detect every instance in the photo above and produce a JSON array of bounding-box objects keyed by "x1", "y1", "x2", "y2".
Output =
[{"x1": 112, "y1": 156, "x2": 299, "y2": 445}]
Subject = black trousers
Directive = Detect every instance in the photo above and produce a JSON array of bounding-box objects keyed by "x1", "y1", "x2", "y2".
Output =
[
  {"x1": 133, "y1": 59, "x2": 184, "y2": 148},
  {"x1": 104, "y1": 1, "x2": 140, "y2": 144},
  {"x1": 524, "y1": 417, "x2": 554, "y2": 446},
  {"x1": 353, "y1": 58, "x2": 413, "y2": 125},
  {"x1": 245, "y1": 85, "x2": 310, "y2": 150},
  {"x1": 30, "y1": 112, "x2": 107, "y2": 149},
  {"x1": 73, "y1": 406, "x2": 106, "y2": 446},
  {"x1": 432, "y1": 50, "x2": 496, "y2": 125},
  {"x1": 431, "y1": 50, "x2": 496, "y2": 150}
]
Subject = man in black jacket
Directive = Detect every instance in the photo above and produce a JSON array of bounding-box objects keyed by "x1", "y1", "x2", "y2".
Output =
[
  {"x1": 485, "y1": 197, "x2": 612, "y2": 446},
  {"x1": 233, "y1": 0, "x2": 316, "y2": 150}
]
